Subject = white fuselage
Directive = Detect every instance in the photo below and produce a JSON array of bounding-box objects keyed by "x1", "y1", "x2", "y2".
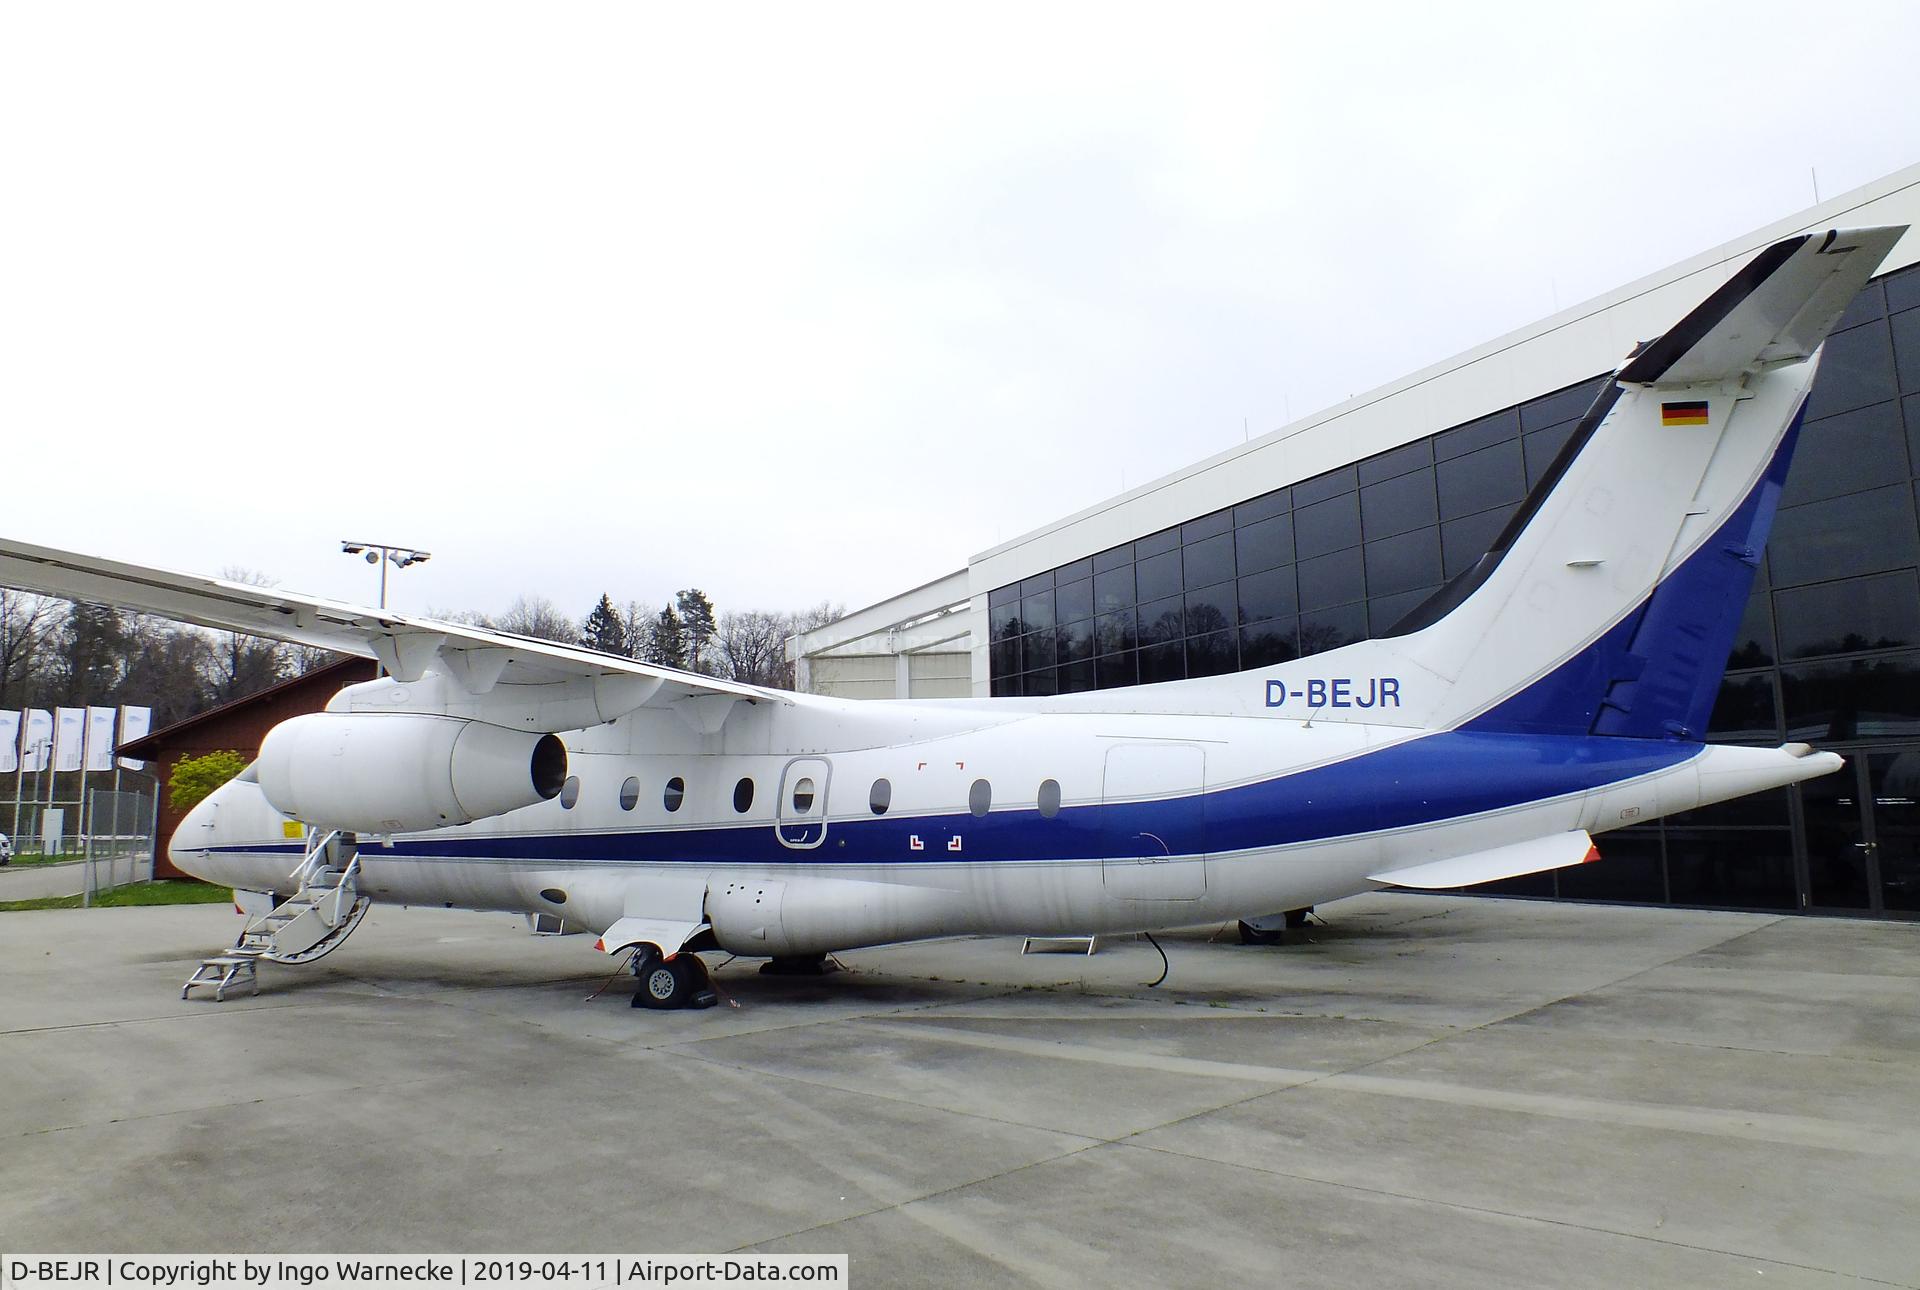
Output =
[{"x1": 173, "y1": 690, "x2": 1821, "y2": 956}]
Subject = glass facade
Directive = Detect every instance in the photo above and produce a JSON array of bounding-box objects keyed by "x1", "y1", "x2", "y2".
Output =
[{"x1": 988, "y1": 261, "x2": 1920, "y2": 917}]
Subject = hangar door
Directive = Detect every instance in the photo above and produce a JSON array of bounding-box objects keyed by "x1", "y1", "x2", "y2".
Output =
[{"x1": 1101, "y1": 744, "x2": 1207, "y2": 900}]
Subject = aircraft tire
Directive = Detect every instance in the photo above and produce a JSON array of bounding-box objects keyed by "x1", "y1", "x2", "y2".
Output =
[
  {"x1": 1237, "y1": 920, "x2": 1283, "y2": 946},
  {"x1": 633, "y1": 952, "x2": 713, "y2": 1010},
  {"x1": 632, "y1": 953, "x2": 692, "y2": 1009}
]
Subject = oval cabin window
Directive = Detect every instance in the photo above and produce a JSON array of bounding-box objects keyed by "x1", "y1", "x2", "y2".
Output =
[
  {"x1": 663, "y1": 777, "x2": 685, "y2": 812},
  {"x1": 870, "y1": 778, "x2": 892, "y2": 815},
  {"x1": 733, "y1": 777, "x2": 755, "y2": 814},
  {"x1": 969, "y1": 779, "x2": 991, "y2": 818},
  {"x1": 618, "y1": 777, "x2": 640, "y2": 811},
  {"x1": 559, "y1": 776, "x2": 581, "y2": 810},
  {"x1": 792, "y1": 777, "x2": 815, "y2": 812},
  {"x1": 1037, "y1": 779, "x2": 1062, "y2": 818}
]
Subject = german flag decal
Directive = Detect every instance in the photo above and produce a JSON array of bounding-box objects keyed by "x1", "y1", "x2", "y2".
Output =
[{"x1": 1661, "y1": 399, "x2": 1710, "y2": 426}]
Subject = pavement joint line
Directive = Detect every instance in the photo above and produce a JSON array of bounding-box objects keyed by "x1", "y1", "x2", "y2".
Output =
[
  {"x1": 1198, "y1": 911, "x2": 1818, "y2": 1123},
  {"x1": 1115, "y1": 1137, "x2": 1917, "y2": 1289},
  {"x1": 1318, "y1": 912, "x2": 1798, "y2": 1057},
  {"x1": 1523, "y1": 915, "x2": 1791, "y2": 1001},
  {"x1": 862, "y1": 1018, "x2": 1919, "y2": 1156},
  {"x1": 662, "y1": 1042, "x2": 1119, "y2": 1144},
  {"x1": 721, "y1": 1138, "x2": 1114, "y2": 1261},
  {"x1": 0, "y1": 1001, "x2": 318, "y2": 1037},
  {"x1": 6, "y1": 1071, "x2": 462, "y2": 1141}
]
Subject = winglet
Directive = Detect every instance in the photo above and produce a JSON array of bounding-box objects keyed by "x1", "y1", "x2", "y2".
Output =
[{"x1": 1619, "y1": 226, "x2": 1907, "y2": 387}]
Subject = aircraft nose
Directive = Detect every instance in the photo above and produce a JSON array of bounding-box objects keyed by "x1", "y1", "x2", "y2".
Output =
[{"x1": 169, "y1": 790, "x2": 222, "y2": 882}]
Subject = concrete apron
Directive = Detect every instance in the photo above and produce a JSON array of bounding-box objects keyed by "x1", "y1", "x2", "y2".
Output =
[{"x1": 0, "y1": 851, "x2": 150, "y2": 901}]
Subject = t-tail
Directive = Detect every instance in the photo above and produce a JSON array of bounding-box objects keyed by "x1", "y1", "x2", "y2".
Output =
[
  {"x1": 1071, "y1": 225, "x2": 1908, "y2": 820},
  {"x1": 1079, "y1": 225, "x2": 1908, "y2": 754},
  {"x1": 1376, "y1": 225, "x2": 1907, "y2": 743}
]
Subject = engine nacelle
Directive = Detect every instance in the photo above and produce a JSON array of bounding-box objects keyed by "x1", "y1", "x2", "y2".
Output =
[{"x1": 257, "y1": 712, "x2": 568, "y2": 833}]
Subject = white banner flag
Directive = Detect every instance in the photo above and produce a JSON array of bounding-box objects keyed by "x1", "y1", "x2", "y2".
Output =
[
  {"x1": 118, "y1": 705, "x2": 152, "y2": 770},
  {"x1": 53, "y1": 707, "x2": 86, "y2": 772},
  {"x1": 0, "y1": 710, "x2": 18, "y2": 774},
  {"x1": 21, "y1": 709, "x2": 52, "y2": 772},
  {"x1": 85, "y1": 706, "x2": 118, "y2": 772}
]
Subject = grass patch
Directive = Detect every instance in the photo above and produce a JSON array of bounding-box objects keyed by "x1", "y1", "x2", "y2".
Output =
[
  {"x1": 2, "y1": 852, "x2": 82, "y2": 868},
  {"x1": 0, "y1": 880, "x2": 233, "y2": 913}
]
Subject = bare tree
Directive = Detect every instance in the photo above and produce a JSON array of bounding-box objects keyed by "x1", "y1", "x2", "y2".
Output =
[
  {"x1": 289, "y1": 644, "x2": 346, "y2": 675},
  {"x1": 120, "y1": 615, "x2": 216, "y2": 728},
  {"x1": 713, "y1": 610, "x2": 791, "y2": 687},
  {"x1": 774, "y1": 602, "x2": 844, "y2": 688},
  {"x1": 491, "y1": 595, "x2": 577, "y2": 643},
  {"x1": 620, "y1": 600, "x2": 654, "y2": 659},
  {"x1": 0, "y1": 588, "x2": 58, "y2": 708},
  {"x1": 713, "y1": 603, "x2": 844, "y2": 688},
  {"x1": 790, "y1": 602, "x2": 843, "y2": 635},
  {"x1": 210, "y1": 568, "x2": 289, "y2": 701}
]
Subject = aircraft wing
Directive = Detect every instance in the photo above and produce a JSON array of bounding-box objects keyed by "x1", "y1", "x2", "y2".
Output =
[
  {"x1": 1366, "y1": 830, "x2": 1599, "y2": 890},
  {"x1": 0, "y1": 536, "x2": 786, "y2": 724}
]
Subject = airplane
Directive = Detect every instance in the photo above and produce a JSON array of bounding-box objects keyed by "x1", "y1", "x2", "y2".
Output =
[{"x1": 0, "y1": 224, "x2": 1904, "y2": 1009}]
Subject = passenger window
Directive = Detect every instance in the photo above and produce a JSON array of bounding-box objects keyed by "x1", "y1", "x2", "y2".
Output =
[
  {"x1": 560, "y1": 776, "x2": 581, "y2": 810},
  {"x1": 792, "y1": 777, "x2": 816, "y2": 812},
  {"x1": 870, "y1": 778, "x2": 892, "y2": 815},
  {"x1": 733, "y1": 777, "x2": 755, "y2": 813},
  {"x1": 618, "y1": 777, "x2": 640, "y2": 811},
  {"x1": 1037, "y1": 779, "x2": 1062, "y2": 818},
  {"x1": 969, "y1": 779, "x2": 991, "y2": 818},
  {"x1": 663, "y1": 777, "x2": 685, "y2": 812}
]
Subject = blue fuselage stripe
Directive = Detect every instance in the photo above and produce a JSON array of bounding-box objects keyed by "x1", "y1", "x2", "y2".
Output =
[{"x1": 214, "y1": 731, "x2": 1693, "y2": 866}]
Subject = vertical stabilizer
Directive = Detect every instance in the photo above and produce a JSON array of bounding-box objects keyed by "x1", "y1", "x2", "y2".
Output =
[{"x1": 1381, "y1": 226, "x2": 1906, "y2": 739}]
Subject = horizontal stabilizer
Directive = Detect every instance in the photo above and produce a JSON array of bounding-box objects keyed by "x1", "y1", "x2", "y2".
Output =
[
  {"x1": 1619, "y1": 226, "x2": 1906, "y2": 386},
  {"x1": 1368, "y1": 830, "x2": 1598, "y2": 890}
]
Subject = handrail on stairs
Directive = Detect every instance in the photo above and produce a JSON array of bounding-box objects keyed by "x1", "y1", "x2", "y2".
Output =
[
  {"x1": 289, "y1": 828, "x2": 343, "y2": 886},
  {"x1": 326, "y1": 853, "x2": 363, "y2": 927}
]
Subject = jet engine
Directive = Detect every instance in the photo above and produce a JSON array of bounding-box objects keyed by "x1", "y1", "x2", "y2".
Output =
[{"x1": 257, "y1": 712, "x2": 568, "y2": 834}]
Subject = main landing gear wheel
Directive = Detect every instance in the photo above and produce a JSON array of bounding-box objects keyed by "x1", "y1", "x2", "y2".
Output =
[
  {"x1": 1237, "y1": 920, "x2": 1284, "y2": 946},
  {"x1": 631, "y1": 951, "x2": 718, "y2": 1010}
]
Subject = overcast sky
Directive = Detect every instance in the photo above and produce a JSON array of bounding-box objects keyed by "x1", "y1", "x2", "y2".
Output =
[{"x1": 5, "y1": 2, "x2": 1917, "y2": 625}]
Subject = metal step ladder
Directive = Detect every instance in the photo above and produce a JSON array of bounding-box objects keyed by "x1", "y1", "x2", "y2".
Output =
[{"x1": 183, "y1": 829, "x2": 372, "y2": 999}]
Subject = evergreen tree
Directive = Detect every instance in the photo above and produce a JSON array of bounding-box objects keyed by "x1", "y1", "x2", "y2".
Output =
[
  {"x1": 56, "y1": 603, "x2": 128, "y2": 704},
  {"x1": 676, "y1": 588, "x2": 717, "y2": 673},
  {"x1": 580, "y1": 593, "x2": 630, "y2": 656},
  {"x1": 646, "y1": 605, "x2": 687, "y2": 668}
]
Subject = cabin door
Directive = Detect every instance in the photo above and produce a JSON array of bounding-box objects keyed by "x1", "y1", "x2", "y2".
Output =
[
  {"x1": 776, "y1": 757, "x2": 832, "y2": 850},
  {"x1": 1101, "y1": 743, "x2": 1207, "y2": 899}
]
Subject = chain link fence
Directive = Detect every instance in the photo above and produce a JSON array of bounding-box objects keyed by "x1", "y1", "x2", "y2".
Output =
[{"x1": 1, "y1": 781, "x2": 160, "y2": 902}]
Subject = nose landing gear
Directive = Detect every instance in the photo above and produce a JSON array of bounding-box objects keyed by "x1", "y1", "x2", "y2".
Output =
[{"x1": 630, "y1": 949, "x2": 719, "y2": 1010}]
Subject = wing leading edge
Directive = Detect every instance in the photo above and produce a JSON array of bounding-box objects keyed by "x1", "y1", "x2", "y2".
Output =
[{"x1": 0, "y1": 537, "x2": 785, "y2": 728}]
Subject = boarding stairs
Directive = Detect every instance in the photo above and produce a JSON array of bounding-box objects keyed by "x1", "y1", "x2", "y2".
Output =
[{"x1": 182, "y1": 829, "x2": 372, "y2": 1000}]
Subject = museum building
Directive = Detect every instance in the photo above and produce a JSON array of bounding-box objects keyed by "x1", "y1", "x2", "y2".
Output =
[{"x1": 792, "y1": 164, "x2": 1920, "y2": 918}]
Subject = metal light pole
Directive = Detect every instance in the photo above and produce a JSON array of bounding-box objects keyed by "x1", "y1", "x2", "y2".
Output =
[{"x1": 339, "y1": 541, "x2": 432, "y2": 611}]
